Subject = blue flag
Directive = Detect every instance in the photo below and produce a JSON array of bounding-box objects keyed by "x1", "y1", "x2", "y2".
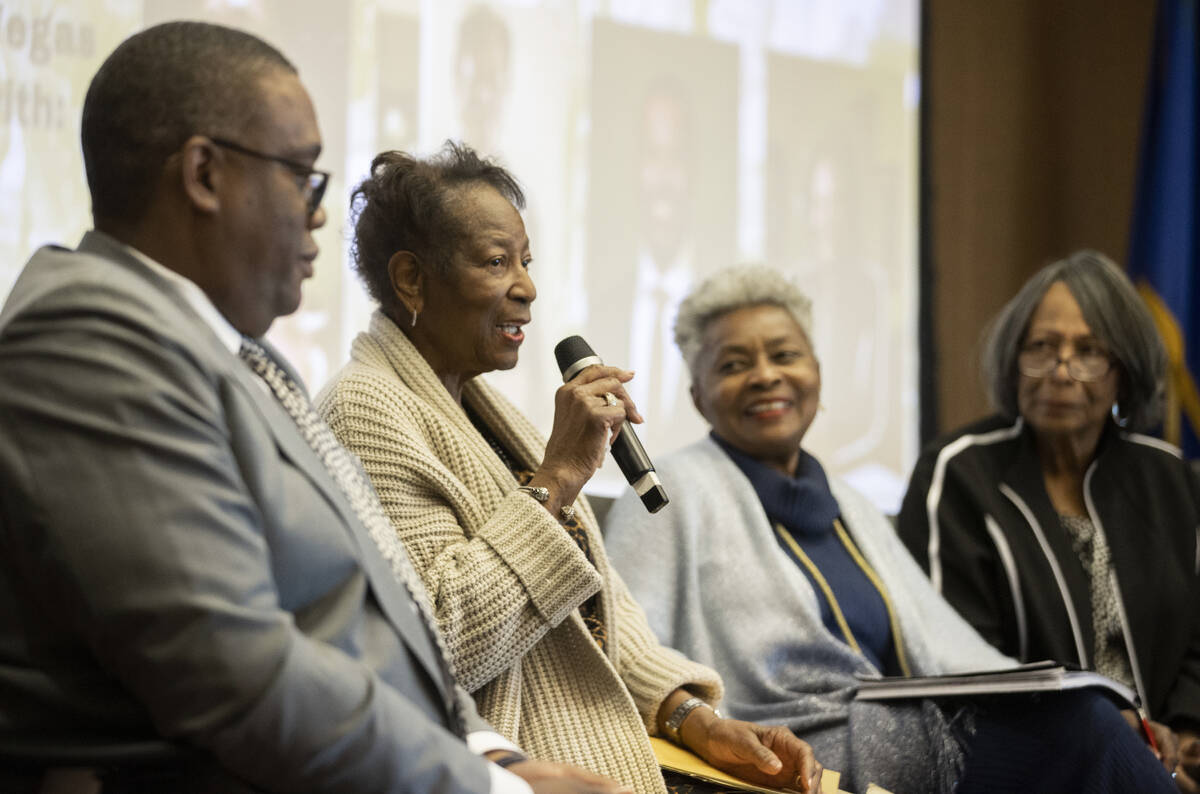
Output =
[{"x1": 1128, "y1": 0, "x2": 1200, "y2": 457}]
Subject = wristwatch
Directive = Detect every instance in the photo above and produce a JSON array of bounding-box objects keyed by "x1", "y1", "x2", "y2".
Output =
[
  {"x1": 663, "y1": 696, "x2": 712, "y2": 745},
  {"x1": 516, "y1": 485, "x2": 575, "y2": 522}
]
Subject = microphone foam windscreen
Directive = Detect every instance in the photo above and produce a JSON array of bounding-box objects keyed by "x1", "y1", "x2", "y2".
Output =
[{"x1": 554, "y1": 335, "x2": 596, "y2": 374}]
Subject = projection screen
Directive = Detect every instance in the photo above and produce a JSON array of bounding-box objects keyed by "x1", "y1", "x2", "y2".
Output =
[{"x1": 0, "y1": 0, "x2": 919, "y2": 512}]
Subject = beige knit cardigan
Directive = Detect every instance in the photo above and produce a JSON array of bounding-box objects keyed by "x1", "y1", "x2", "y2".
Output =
[{"x1": 316, "y1": 311, "x2": 723, "y2": 794}]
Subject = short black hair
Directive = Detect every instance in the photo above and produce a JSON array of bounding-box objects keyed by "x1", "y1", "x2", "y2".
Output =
[
  {"x1": 981, "y1": 249, "x2": 1166, "y2": 431},
  {"x1": 350, "y1": 141, "x2": 525, "y2": 317},
  {"x1": 82, "y1": 21, "x2": 295, "y2": 224}
]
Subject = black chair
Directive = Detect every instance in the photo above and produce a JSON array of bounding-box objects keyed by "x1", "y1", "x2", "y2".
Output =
[
  {"x1": 0, "y1": 734, "x2": 258, "y2": 793},
  {"x1": 0, "y1": 734, "x2": 190, "y2": 769}
]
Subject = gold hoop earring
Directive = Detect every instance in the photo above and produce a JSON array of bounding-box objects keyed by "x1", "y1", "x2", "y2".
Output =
[{"x1": 411, "y1": 309, "x2": 418, "y2": 328}]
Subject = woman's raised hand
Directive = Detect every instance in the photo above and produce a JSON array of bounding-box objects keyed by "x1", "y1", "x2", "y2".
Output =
[{"x1": 529, "y1": 365, "x2": 642, "y2": 514}]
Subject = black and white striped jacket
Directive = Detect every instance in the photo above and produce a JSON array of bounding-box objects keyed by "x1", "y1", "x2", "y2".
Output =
[{"x1": 898, "y1": 414, "x2": 1200, "y2": 730}]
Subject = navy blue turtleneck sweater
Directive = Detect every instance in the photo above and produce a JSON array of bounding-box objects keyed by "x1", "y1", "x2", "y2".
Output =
[{"x1": 712, "y1": 434, "x2": 899, "y2": 675}]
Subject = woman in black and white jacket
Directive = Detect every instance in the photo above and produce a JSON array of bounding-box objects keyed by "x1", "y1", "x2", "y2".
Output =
[{"x1": 899, "y1": 250, "x2": 1200, "y2": 790}]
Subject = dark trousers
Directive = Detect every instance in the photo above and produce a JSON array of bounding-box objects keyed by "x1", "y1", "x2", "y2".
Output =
[{"x1": 956, "y1": 690, "x2": 1176, "y2": 793}]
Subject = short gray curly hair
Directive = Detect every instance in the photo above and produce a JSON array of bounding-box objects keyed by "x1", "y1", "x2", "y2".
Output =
[{"x1": 674, "y1": 265, "x2": 814, "y2": 378}]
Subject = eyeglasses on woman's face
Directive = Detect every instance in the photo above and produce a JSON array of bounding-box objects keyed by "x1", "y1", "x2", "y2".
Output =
[
  {"x1": 209, "y1": 136, "x2": 330, "y2": 219},
  {"x1": 1017, "y1": 336, "x2": 1113, "y2": 382}
]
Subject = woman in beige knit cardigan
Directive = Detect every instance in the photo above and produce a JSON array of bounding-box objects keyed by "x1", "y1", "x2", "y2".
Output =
[{"x1": 316, "y1": 143, "x2": 822, "y2": 794}]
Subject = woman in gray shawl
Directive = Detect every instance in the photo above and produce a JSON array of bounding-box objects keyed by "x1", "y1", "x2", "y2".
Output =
[{"x1": 603, "y1": 266, "x2": 1178, "y2": 793}]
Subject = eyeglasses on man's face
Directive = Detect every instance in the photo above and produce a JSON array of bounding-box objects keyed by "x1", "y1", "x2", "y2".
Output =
[
  {"x1": 1017, "y1": 337, "x2": 1113, "y2": 382},
  {"x1": 209, "y1": 136, "x2": 330, "y2": 219}
]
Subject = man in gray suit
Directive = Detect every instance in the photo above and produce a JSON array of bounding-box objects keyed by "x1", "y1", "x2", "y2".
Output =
[{"x1": 0, "y1": 21, "x2": 626, "y2": 794}]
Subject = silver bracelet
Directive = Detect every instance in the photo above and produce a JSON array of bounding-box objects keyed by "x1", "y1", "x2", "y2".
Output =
[
  {"x1": 516, "y1": 485, "x2": 575, "y2": 523},
  {"x1": 663, "y1": 696, "x2": 711, "y2": 745},
  {"x1": 515, "y1": 485, "x2": 549, "y2": 503}
]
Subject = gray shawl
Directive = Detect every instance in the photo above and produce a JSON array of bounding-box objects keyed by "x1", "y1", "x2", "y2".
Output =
[{"x1": 603, "y1": 437, "x2": 1012, "y2": 793}]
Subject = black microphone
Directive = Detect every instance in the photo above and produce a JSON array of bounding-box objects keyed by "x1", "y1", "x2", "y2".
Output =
[{"x1": 554, "y1": 335, "x2": 669, "y2": 514}]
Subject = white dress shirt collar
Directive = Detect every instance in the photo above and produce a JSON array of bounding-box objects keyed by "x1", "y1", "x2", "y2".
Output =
[{"x1": 120, "y1": 241, "x2": 244, "y2": 354}]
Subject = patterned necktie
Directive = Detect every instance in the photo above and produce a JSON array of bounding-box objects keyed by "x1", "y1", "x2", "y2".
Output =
[{"x1": 239, "y1": 337, "x2": 466, "y2": 735}]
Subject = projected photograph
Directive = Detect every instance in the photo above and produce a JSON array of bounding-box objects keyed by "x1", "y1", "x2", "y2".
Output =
[
  {"x1": 766, "y1": 51, "x2": 913, "y2": 504},
  {"x1": 585, "y1": 19, "x2": 738, "y2": 460},
  {"x1": 420, "y1": 1, "x2": 580, "y2": 415},
  {"x1": 143, "y1": 0, "x2": 351, "y2": 392},
  {"x1": 374, "y1": 10, "x2": 420, "y2": 156}
]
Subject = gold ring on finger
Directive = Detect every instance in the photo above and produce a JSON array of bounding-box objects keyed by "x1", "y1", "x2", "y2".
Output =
[{"x1": 603, "y1": 391, "x2": 619, "y2": 407}]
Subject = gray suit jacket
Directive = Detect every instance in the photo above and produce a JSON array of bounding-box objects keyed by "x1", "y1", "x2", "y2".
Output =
[{"x1": 0, "y1": 232, "x2": 493, "y2": 792}]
